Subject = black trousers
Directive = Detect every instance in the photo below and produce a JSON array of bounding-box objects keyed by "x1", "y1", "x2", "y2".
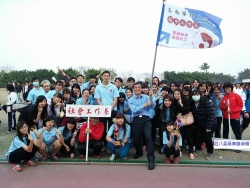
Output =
[
  {"x1": 164, "y1": 147, "x2": 180, "y2": 158},
  {"x1": 180, "y1": 125, "x2": 194, "y2": 153},
  {"x1": 132, "y1": 116, "x2": 155, "y2": 162},
  {"x1": 59, "y1": 137, "x2": 75, "y2": 154},
  {"x1": 8, "y1": 145, "x2": 38, "y2": 164},
  {"x1": 194, "y1": 126, "x2": 214, "y2": 154},
  {"x1": 214, "y1": 117, "x2": 222, "y2": 138},
  {"x1": 77, "y1": 140, "x2": 103, "y2": 155}
]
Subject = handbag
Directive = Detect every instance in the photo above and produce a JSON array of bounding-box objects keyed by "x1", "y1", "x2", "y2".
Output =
[{"x1": 179, "y1": 112, "x2": 194, "y2": 126}]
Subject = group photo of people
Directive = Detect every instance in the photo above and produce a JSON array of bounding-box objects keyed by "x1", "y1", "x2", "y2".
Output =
[{"x1": 3, "y1": 67, "x2": 250, "y2": 172}]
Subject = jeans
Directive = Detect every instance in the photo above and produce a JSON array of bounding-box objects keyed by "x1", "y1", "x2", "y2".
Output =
[
  {"x1": 107, "y1": 138, "x2": 131, "y2": 158},
  {"x1": 223, "y1": 118, "x2": 241, "y2": 140}
]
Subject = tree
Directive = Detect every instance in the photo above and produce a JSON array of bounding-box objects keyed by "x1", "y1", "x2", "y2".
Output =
[
  {"x1": 238, "y1": 68, "x2": 250, "y2": 81},
  {"x1": 199, "y1": 62, "x2": 210, "y2": 73}
]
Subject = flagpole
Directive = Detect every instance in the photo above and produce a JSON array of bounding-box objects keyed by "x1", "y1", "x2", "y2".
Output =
[
  {"x1": 151, "y1": 45, "x2": 158, "y2": 82},
  {"x1": 152, "y1": 1, "x2": 165, "y2": 82},
  {"x1": 85, "y1": 117, "x2": 90, "y2": 161}
]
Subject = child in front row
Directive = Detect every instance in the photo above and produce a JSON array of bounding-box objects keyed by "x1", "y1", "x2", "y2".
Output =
[{"x1": 162, "y1": 120, "x2": 182, "y2": 164}]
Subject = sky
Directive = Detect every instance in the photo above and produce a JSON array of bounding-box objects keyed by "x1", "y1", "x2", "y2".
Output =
[{"x1": 0, "y1": 0, "x2": 249, "y2": 79}]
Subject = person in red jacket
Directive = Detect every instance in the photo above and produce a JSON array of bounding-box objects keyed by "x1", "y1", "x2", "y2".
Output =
[
  {"x1": 77, "y1": 117, "x2": 104, "y2": 159},
  {"x1": 220, "y1": 82, "x2": 243, "y2": 145}
]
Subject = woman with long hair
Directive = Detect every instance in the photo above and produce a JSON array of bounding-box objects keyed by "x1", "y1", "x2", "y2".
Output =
[
  {"x1": 173, "y1": 89, "x2": 194, "y2": 160},
  {"x1": 5, "y1": 121, "x2": 42, "y2": 172},
  {"x1": 106, "y1": 113, "x2": 131, "y2": 161},
  {"x1": 6, "y1": 84, "x2": 19, "y2": 133},
  {"x1": 18, "y1": 95, "x2": 48, "y2": 129}
]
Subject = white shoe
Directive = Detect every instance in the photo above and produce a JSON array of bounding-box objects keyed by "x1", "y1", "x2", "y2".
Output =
[{"x1": 109, "y1": 154, "x2": 116, "y2": 161}]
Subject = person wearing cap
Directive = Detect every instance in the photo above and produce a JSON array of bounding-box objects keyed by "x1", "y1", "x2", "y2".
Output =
[
  {"x1": 58, "y1": 118, "x2": 78, "y2": 159},
  {"x1": 220, "y1": 82, "x2": 243, "y2": 152},
  {"x1": 26, "y1": 76, "x2": 44, "y2": 104}
]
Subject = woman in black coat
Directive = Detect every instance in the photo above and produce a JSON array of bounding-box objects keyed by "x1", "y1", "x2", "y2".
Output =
[{"x1": 190, "y1": 89, "x2": 215, "y2": 160}]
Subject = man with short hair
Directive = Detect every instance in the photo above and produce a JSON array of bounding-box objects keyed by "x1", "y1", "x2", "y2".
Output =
[
  {"x1": 94, "y1": 71, "x2": 119, "y2": 144},
  {"x1": 128, "y1": 82, "x2": 156, "y2": 170},
  {"x1": 26, "y1": 77, "x2": 44, "y2": 104}
]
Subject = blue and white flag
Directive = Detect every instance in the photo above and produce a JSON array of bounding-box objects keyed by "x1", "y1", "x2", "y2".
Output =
[{"x1": 156, "y1": 3, "x2": 223, "y2": 49}]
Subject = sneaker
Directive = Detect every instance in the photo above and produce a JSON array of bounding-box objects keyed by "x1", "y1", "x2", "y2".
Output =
[
  {"x1": 51, "y1": 155, "x2": 59, "y2": 161},
  {"x1": 235, "y1": 150, "x2": 241, "y2": 153},
  {"x1": 165, "y1": 157, "x2": 170, "y2": 164},
  {"x1": 24, "y1": 160, "x2": 36, "y2": 167},
  {"x1": 173, "y1": 157, "x2": 178, "y2": 164},
  {"x1": 122, "y1": 157, "x2": 127, "y2": 160},
  {"x1": 206, "y1": 153, "x2": 213, "y2": 160},
  {"x1": 179, "y1": 151, "x2": 182, "y2": 158},
  {"x1": 79, "y1": 154, "x2": 85, "y2": 159},
  {"x1": 109, "y1": 154, "x2": 116, "y2": 161},
  {"x1": 12, "y1": 164, "x2": 22, "y2": 172},
  {"x1": 6, "y1": 131, "x2": 12, "y2": 134},
  {"x1": 133, "y1": 153, "x2": 143, "y2": 159},
  {"x1": 189, "y1": 153, "x2": 195, "y2": 160},
  {"x1": 70, "y1": 153, "x2": 75, "y2": 159},
  {"x1": 148, "y1": 162, "x2": 155, "y2": 170},
  {"x1": 142, "y1": 145, "x2": 147, "y2": 152},
  {"x1": 12, "y1": 130, "x2": 16, "y2": 133},
  {"x1": 93, "y1": 155, "x2": 101, "y2": 159}
]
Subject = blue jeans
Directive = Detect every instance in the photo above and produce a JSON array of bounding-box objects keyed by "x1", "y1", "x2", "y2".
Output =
[{"x1": 107, "y1": 139, "x2": 131, "y2": 158}]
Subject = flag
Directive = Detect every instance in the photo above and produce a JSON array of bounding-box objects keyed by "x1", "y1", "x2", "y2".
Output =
[{"x1": 156, "y1": 3, "x2": 223, "y2": 49}]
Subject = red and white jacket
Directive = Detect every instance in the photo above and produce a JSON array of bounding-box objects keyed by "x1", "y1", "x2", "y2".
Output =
[
  {"x1": 78, "y1": 122, "x2": 104, "y2": 143},
  {"x1": 220, "y1": 92, "x2": 243, "y2": 119}
]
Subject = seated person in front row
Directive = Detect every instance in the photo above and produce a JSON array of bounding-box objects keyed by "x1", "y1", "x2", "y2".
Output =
[
  {"x1": 37, "y1": 116, "x2": 63, "y2": 161},
  {"x1": 162, "y1": 120, "x2": 182, "y2": 164},
  {"x1": 106, "y1": 113, "x2": 131, "y2": 161},
  {"x1": 5, "y1": 121, "x2": 42, "y2": 172},
  {"x1": 58, "y1": 118, "x2": 78, "y2": 159},
  {"x1": 77, "y1": 117, "x2": 104, "y2": 159}
]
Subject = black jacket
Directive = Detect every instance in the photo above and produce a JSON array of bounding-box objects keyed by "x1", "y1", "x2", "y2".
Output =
[{"x1": 190, "y1": 98, "x2": 215, "y2": 129}]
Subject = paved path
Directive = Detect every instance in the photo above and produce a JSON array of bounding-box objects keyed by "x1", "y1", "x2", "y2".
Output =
[{"x1": 1, "y1": 163, "x2": 250, "y2": 188}]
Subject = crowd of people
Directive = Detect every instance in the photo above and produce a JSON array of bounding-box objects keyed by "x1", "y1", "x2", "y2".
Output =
[{"x1": 3, "y1": 67, "x2": 250, "y2": 172}]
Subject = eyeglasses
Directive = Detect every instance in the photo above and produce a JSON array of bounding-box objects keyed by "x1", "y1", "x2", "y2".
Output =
[{"x1": 20, "y1": 126, "x2": 28, "y2": 130}]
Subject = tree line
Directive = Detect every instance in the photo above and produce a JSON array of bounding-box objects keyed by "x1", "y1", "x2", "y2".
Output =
[{"x1": 0, "y1": 65, "x2": 249, "y2": 88}]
